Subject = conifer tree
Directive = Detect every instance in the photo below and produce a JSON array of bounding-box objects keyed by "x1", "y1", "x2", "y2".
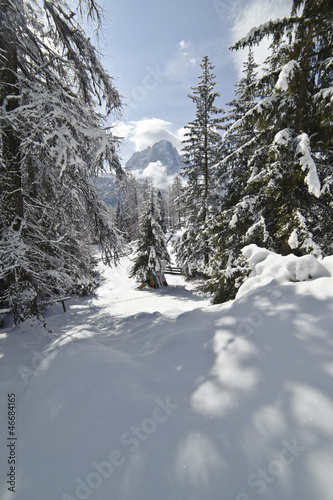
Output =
[
  {"x1": 175, "y1": 55, "x2": 224, "y2": 275},
  {"x1": 167, "y1": 175, "x2": 184, "y2": 231},
  {"x1": 206, "y1": 0, "x2": 333, "y2": 303},
  {"x1": 229, "y1": 0, "x2": 333, "y2": 256},
  {"x1": 115, "y1": 173, "x2": 140, "y2": 242},
  {"x1": 205, "y1": 49, "x2": 259, "y2": 303},
  {"x1": 217, "y1": 48, "x2": 259, "y2": 208},
  {"x1": 0, "y1": 0, "x2": 123, "y2": 322},
  {"x1": 157, "y1": 190, "x2": 167, "y2": 234},
  {"x1": 130, "y1": 185, "x2": 170, "y2": 287}
]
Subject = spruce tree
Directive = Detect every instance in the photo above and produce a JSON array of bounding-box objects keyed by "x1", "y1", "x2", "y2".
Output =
[
  {"x1": 115, "y1": 173, "x2": 140, "y2": 242},
  {"x1": 206, "y1": 0, "x2": 333, "y2": 303},
  {"x1": 175, "y1": 55, "x2": 224, "y2": 275},
  {"x1": 217, "y1": 48, "x2": 259, "y2": 208},
  {"x1": 0, "y1": 0, "x2": 123, "y2": 322},
  {"x1": 167, "y1": 175, "x2": 184, "y2": 231},
  {"x1": 157, "y1": 190, "x2": 167, "y2": 234},
  {"x1": 130, "y1": 185, "x2": 170, "y2": 287},
  {"x1": 229, "y1": 0, "x2": 333, "y2": 256},
  {"x1": 205, "y1": 49, "x2": 259, "y2": 303}
]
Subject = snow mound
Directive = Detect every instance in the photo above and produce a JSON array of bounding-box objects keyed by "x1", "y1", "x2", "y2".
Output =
[{"x1": 239, "y1": 244, "x2": 331, "y2": 297}]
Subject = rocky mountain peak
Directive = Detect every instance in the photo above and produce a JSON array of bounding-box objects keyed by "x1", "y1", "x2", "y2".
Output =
[{"x1": 125, "y1": 140, "x2": 183, "y2": 176}]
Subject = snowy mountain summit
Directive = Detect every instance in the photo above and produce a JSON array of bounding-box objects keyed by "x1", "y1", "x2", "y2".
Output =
[{"x1": 125, "y1": 140, "x2": 183, "y2": 176}]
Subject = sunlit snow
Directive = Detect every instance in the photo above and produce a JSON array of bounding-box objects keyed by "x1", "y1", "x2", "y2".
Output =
[{"x1": 1, "y1": 245, "x2": 333, "y2": 500}]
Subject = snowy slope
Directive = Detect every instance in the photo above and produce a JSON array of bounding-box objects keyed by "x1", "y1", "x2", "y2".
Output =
[{"x1": 1, "y1": 246, "x2": 333, "y2": 500}]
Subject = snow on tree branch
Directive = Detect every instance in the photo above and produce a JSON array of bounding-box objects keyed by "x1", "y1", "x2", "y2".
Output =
[
  {"x1": 296, "y1": 133, "x2": 321, "y2": 198},
  {"x1": 275, "y1": 60, "x2": 299, "y2": 91},
  {"x1": 230, "y1": 17, "x2": 297, "y2": 50}
]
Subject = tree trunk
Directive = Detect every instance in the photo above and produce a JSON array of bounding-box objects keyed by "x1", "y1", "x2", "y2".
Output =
[
  {"x1": 0, "y1": 4, "x2": 36, "y2": 322},
  {"x1": 294, "y1": 0, "x2": 317, "y2": 133}
]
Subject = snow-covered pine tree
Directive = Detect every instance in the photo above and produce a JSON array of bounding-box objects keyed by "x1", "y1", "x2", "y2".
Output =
[
  {"x1": 206, "y1": 0, "x2": 333, "y2": 303},
  {"x1": 217, "y1": 48, "x2": 259, "y2": 208},
  {"x1": 115, "y1": 172, "x2": 140, "y2": 242},
  {"x1": 130, "y1": 185, "x2": 170, "y2": 287},
  {"x1": 204, "y1": 49, "x2": 259, "y2": 303},
  {"x1": 157, "y1": 190, "x2": 167, "y2": 234},
  {"x1": 0, "y1": 0, "x2": 123, "y2": 322},
  {"x1": 231, "y1": 0, "x2": 333, "y2": 255},
  {"x1": 174, "y1": 55, "x2": 224, "y2": 275},
  {"x1": 167, "y1": 175, "x2": 184, "y2": 231},
  {"x1": 140, "y1": 179, "x2": 151, "y2": 204}
]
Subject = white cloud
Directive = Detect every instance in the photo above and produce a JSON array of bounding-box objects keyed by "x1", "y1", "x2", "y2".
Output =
[
  {"x1": 164, "y1": 40, "x2": 199, "y2": 82},
  {"x1": 111, "y1": 121, "x2": 133, "y2": 141},
  {"x1": 179, "y1": 40, "x2": 191, "y2": 51},
  {"x1": 133, "y1": 161, "x2": 176, "y2": 190},
  {"x1": 113, "y1": 118, "x2": 185, "y2": 153},
  {"x1": 229, "y1": 0, "x2": 291, "y2": 77}
]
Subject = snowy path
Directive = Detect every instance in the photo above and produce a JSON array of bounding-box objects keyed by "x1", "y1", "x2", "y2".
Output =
[
  {"x1": 92, "y1": 256, "x2": 211, "y2": 320},
  {"x1": 1, "y1": 247, "x2": 333, "y2": 500},
  {"x1": 37, "y1": 255, "x2": 212, "y2": 339}
]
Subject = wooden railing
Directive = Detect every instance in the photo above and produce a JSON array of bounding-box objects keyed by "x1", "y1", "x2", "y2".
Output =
[{"x1": 165, "y1": 266, "x2": 182, "y2": 275}]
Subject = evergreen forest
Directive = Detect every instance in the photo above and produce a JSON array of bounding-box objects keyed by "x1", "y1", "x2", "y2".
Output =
[{"x1": 1, "y1": 0, "x2": 332, "y2": 322}]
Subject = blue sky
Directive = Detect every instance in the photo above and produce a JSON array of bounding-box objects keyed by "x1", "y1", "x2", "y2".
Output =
[{"x1": 95, "y1": 0, "x2": 291, "y2": 163}]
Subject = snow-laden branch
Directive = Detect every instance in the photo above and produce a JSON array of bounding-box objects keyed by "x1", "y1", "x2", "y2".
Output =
[
  {"x1": 296, "y1": 133, "x2": 321, "y2": 198},
  {"x1": 275, "y1": 60, "x2": 299, "y2": 91},
  {"x1": 230, "y1": 17, "x2": 297, "y2": 50},
  {"x1": 314, "y1": 87, "x2": 333, "y2": 101},
  {"x1": 273, "y1": 128, "x2": 292, "y2": 146}
]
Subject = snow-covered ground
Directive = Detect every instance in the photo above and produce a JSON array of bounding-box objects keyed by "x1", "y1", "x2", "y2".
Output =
[{"x1": 1, "y1": 245, "x2": 333, "y2": 500}]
